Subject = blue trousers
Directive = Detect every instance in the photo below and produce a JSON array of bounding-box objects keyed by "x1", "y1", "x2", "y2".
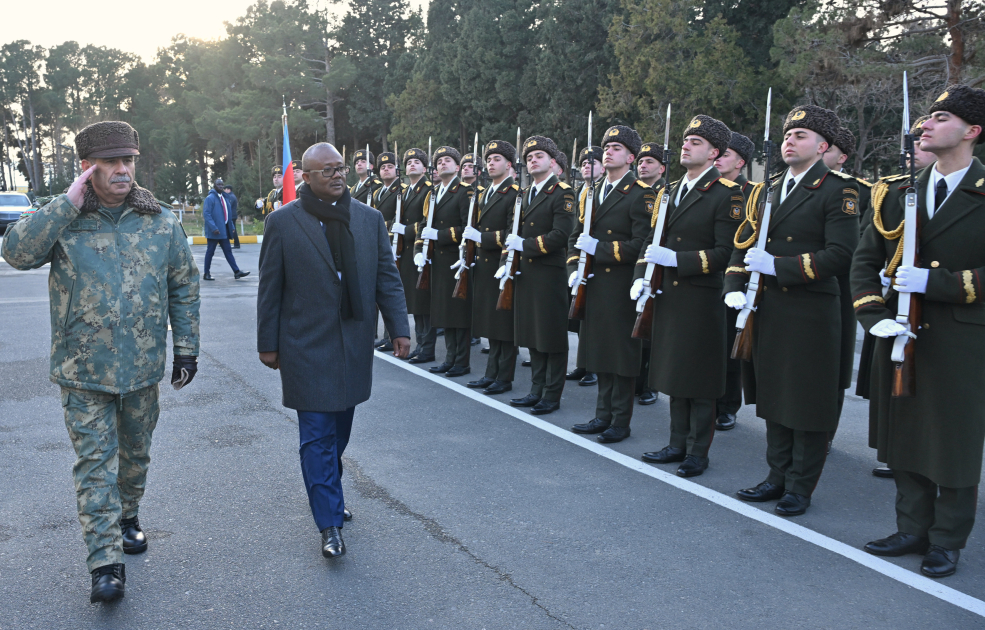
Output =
[
  {"x1": 297, "y1": 408, "x2": 355, "y2": 531},
  {"x1": 204, "y1": 238, "x2": 240, "y2": 275}
]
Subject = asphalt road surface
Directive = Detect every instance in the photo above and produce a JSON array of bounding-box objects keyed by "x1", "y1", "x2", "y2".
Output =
[{"x1": 2, "y1": 242, "x2": 984, "y2": 629}]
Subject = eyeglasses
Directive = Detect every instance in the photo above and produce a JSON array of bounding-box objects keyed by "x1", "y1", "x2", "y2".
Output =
[{"x1": 305, "y1": 166, "x2": 350, "y2": 178}]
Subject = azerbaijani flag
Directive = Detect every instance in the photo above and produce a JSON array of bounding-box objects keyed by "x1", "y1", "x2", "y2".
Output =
[{"x1": 281, "y1": 102, "x2": 296, "y2": 205}]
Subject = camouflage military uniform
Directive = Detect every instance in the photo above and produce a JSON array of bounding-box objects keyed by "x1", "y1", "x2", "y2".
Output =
[{"x1": 1, "y1": 192, "x2": 201, "y2": 571}]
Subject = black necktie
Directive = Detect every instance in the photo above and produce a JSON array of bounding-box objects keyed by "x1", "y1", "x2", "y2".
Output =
[
  {"x1": 529, "y1": 186, "x2": 537, "y2": 205},
  {"x1": 604, "y1": 183, "x2": 613, "y2": 200},
  {"x1": 786, "y1": 178, "x2": 796, "y2": 197},
  {"x1": 935, "y1": 178, "x2": 948, "y2": 213},
  {"x1": 679, "y1": 183, "x2": 688, "y2": 203}
]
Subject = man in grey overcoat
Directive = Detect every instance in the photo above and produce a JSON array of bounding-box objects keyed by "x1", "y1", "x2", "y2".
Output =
[{"x1": 257, "y1": 143, "x2": 410, "y2": 558}]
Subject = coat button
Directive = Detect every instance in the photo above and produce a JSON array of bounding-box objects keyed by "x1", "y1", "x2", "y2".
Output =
[
  {"x1": 782, "y1": 287, "x2": 788, "y2": 292},
  {"x1": 676, "y1": 237, "x2": 682, "y2": 242},
  {"x1": 607, "y1": 230, "x2": 612, "y2": 234},
  {"x1": 673, "y1": 280, "x2": 678, "y2": 286},
  {"x1": 931, "y1": 261, "x2": 940, "y2": 268},
  {"x1": 530, "y1": 221, "x2": 534, "y2": 225},
  {"x1": 485, "y1": 227, "x2": 490, "y2": 231},
  {"x1": 786, "y1": 237, "x2": 793, "y2": 242},
  {"x1": 923, "y1": 322, "x2": 930, "y2": 329},
  {"x1": 767, "y1": 238, "x2": 771, "y2": 242},
  {"x1": 528, "y1": 258, "x2": 532, "y2": 262},
  {"x1": 606, "y1": 268, "x2": 611, "y2": 272}
]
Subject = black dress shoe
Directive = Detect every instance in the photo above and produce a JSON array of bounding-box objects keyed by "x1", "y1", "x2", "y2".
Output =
[
  {"x1": 566, "y1": 367, "x2": 587, "y2": 381},
  {"x1": 716, "y1": 413, "x2": 736, "y2": 431},
  {"x1": 579, "y1": 372, "x2": 597, "y2": 386},
  {"x1": 343, "y1": 507, "x2": 352, "y2": 522},
  {"x1": 571, "y1": 418, "x2": 610, "y2": 434},
  {"x1": 872, "y1": 466, "x2": 894, "y2": 478},
  {"x1": 203, "y1": 273, "x2": 215, "y2": 281},
  {"x1": 435, "y1": 328, "x2": 445, "y2": 336},
  {"x1": 597, "y1": 426, "x2": 631, "y2": 443},
  {"x1": 775, "y1": 492, "x2": 811, "y2": 516},
  {"x1": 638, "y1": 390, "x2": 658, "y2": 405},
  {"x1": 467, "y1": 376, "x2": 495, "y2": 389},
  {"x1": 408, "y1": 354, "x2": 435, "y2": 364},
  {"x1": 471, "y1": 337, "x2": 481, "y2": 346},
  {"x1": 736, "y1": 481, "x2": 784, "y2": 502},
  {"x1": 864, "y1": 532, "x2": 930, "y2": 557},
  {"x1": 677, "y1": 455, "x2": 709, "y2": 477},
  {"x1": 521, "y1": 359, "x2": 532, "y2": 367},
  {"x1": 121, "y1": 516, "x2": 147, "y2": 555},
  {"x1": 921, "y1": 545, "x2": 960, "y2": 578},
  {"x1": 376, "y1": 342, "x2": 394, "y2": 352},
  {"x1": 483, "y1": 380, "x2": 512, "y2": 395},
  {"x1": 429, "y1": 362, "x2": 452, "y2": 373},
  {"x1": 445, "y1": 366, "x2": 471, "y2": 377},
  {"x1": 321, "y1": 526, "x2": 346, "y2": 558},
  {"x1": 480, "y1": 347, "x2": 490, "y2": 354},
  {"x1": 510, "y1": 394, "x2": 541, "y2": 407},
  {"x1": 641, "y1": 446, "x2": 686, "y2": 464},
  {"x1": 531, "y1": 400, "x2": 560, "y2": 415},
  {"x1": 234, "y1": 270, "x2": 251, "y2": 279},
  {"x1": 90, "y1": 564, "x2": 125, "y2": 603}
]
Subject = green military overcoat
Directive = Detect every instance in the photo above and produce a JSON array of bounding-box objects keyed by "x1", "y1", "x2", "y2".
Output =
[
  {"x1": 472, "y1": 177, "x2": 518, "y2": 342},
  {"x1": 401, "y1": 177, "x2": 432, "y2": 315}
]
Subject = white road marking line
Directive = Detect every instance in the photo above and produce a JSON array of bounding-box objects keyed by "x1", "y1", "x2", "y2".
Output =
[
  {"x1": 0, "y1": 297, "x2": 49, "y2": 304},
  {"x1": 376, "y1": 351, "x2": 985, "y2": 618}
]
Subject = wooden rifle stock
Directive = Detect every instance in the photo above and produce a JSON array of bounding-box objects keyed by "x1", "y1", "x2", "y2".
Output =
[
  {"x1": 416, "y1": 240, "x2": 433, "y2": 290},
  {"x1": 451, "y1": 247, "x2": 471, "y2": 300},
  {"x1": 631, "y1": 264, "x2": 662, "y2": 340},
  {"x1": 730, "y1": 280, "x2": 763, "y2": 361},
  {"x1": 892, "y1": 293, "x2": 920, "y2": 397},
  {"x1": 394, "y1": 233, "x2": 405, "y2": 270},
  {"x1": 568, "y1": 256, "x2": 593, "y2": 320}
]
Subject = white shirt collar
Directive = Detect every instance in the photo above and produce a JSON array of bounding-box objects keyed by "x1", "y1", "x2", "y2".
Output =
[
  {"x1": 675, "y1": 165, "x2": 713, "y2": 205},
  {"x1": 780, "y1": 166, "x2": 811, "y2": 204},
  {"x1": 926, "y1": 161, "x2": 972, "y2": 218}
]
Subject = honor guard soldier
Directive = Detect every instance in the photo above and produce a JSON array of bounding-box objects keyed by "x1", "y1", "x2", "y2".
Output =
[
  {"x1": 554, "y1": 151, "x2": 568, "y2": 182},
  {"x1": 500, "y1": 136, "x2": 575, "y2": 414},
  {"x1": 414, "y1": 146, "x2": 475, "y2": 376},
  {"x1": 567, "y1": 126, "x2": 655, "y2": 441},
  {"x1": 350, "y1": 149, "x2": 382, "y2": 204},
  {"x1": 460, "y1": 152, "x2": 480, "y2": 188},
  {"x1": 712, "y1": 132, "x2": 757, "y2": 430},
  {"x1": 392, "y1": 148, "x2": 437, "y2": 362},
  {"x1": 565, "y1": 144, "x2": 604, "y2": 387},
  {"x1": 853, "y1": 85, "x2": 985, "y2": 578},
  {"x1": 634, "y1": 115, "x2": 739, "y2": 476},
  {"x1": 725, "y1": 105, "x2": 859, "y2": 516},
  {"x1": 264, "y1": 165, "x2": 284, "y2": 214},
  {"x1": 464, "y1": 141, "x2": 520, "y2": 394},
  {"x1": 825, "y1": 127, "x2": 873, "y2": 232},
  {"x1": 372, "y1": 152, "x2": 409, "y2": 352},
  {"x1": 265, "y1": 160, "x2": 302, "y2": 214}
]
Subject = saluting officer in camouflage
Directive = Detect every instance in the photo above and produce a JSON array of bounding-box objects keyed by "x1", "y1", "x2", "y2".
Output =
[
  {"x1": 1, "y1": 121, "x2": 201, "y2": 603},
  {"x1": 350, "y1": 149, "x2": 382, "y2": 205}
]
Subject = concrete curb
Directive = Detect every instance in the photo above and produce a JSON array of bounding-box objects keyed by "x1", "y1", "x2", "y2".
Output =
[{"x1": 187, "y1": 235, "x2": 263, "y2": 245}]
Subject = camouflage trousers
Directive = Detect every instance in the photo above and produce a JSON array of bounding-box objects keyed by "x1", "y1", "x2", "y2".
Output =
[{"x1": 60, "y1": 384, "x2": 159, "y2": 572}]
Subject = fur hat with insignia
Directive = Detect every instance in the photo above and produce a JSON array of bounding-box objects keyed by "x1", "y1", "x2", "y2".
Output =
[
  {"x1": 271, "y1": 165, "x2": 283, "y2": 175},
  {"x1": 377, "y1": 152, "x2": 396, "y2": 166},
  {"x1": 782, "y1": 105, "x2": 840, "y2": 145},
  {"x1": 602, "y1": 125, "x2": 643, "y2": 156},
  {"x1": 75, "y1": 121, "x2": 140, "y2": 160},
  {"x1": 290, "y1": 159, "x2": 302, "y2": 170},
  {"x1": 929, "y1": 85, "x2": 985, "y2": 143},
  {"x1": 461, "y1": 153, "x2": 476, "y2": 165},
  {"x1": 638, "y1": 142, "x2": 665, "y2": 165},
  {"x1": 683, "y1": 115, "x2": 731, "y2": 157},
  {"x1": 353, "y1": 149, "x2": 375, "y2": 167},
  {"x1": 911, "y1": 115, "x2": 931, "y2": 137},
  {"x1": 403, "y1": 148, "x2": 429, "y2": 167},
  {"x1": 832, "y1": 128, "x2": 856, "y2": 158},
  {"x1": 522, "y1": 136, "x2": 561, "y2": 162},
  {"x1": 433, "y1": 146, "x2": 462, "y2": 165},
  {"x1": 578, "y1": 145, "x2": 603, "y2": 165},
  {"x1": 728, "y1": 132, "x2": 755, "y2": 164},
  {"x1": 556, "y1": 150, "x2": 568, "y2": 173},
  {"x1": 483, "y1": 140, "x2": 516, "y2": 164}
]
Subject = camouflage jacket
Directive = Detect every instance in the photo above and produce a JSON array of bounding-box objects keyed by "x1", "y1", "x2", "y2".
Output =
[{"x1": 1, "y1": 194, "x2": 201, "y2": 394}]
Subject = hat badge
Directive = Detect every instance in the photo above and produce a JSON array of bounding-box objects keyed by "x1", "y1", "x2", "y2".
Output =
[
  {"x1": 936, "y1": 91, "x2": 949, "y2": 102},
  {"x1": 609, "y1": 129, "x2": 619, "y2": 136},
  {"x1": 489, "y1": 142, "x2": 498, "y2": 149},
  {"x1": 689, "y1": 119, "x2": 701, "y2": 128},
  {"x1": 438, "y1": 148, "x2": 446, "y2": 153},
  {"x1": 792, "y1": 110, "x2": 807, "y2": 121}
]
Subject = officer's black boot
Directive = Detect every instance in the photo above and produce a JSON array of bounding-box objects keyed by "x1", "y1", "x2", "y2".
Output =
[
  {"x1": 121, "y1": 516, "x2": 148, "y2": 555},
  {"x1": 90, "y1": 563, "x2": 125, "y2": 603}
]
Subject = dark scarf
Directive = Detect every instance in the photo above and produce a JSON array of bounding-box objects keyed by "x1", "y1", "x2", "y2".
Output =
[
  {"x1": 298, "y1": 183, "x2": 363, "y2": 321},
  {"x1": 80, "y1": 180, "x2": 161, "y2": 214}
]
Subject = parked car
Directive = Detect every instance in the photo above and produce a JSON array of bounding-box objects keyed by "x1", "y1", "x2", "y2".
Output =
[{"x1": 0, "y1": 192, "x2": 34, "y2": 234}]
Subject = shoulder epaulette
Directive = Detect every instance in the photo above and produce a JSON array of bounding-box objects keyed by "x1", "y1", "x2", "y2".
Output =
[
  {"x1": 856, "y1": 178, "x2": 873, "y2": 188},
  {"x1": 880, "y1": 174, "x2": 909, "y2": 183},
  {"x1": 718, "y1": 178, "x2": 739, "y2": 188},
  {"x1": 510, "y1": 183, "x2": 519, "y2": 191},
  {"x1": 829, "y1": 170, "x2": 854, "y2": 180},
  {"x1": 156, "y1": 199, "x2": 173, "y2": 210},
  {"x1": 770, "y1": 173, "x2": 784, "y2": 184},
  {"x1": 557, "y1": 181, "x2": 571, "y2": 190},
  {"x1": 423, "y1": 180, "x2": 433, "y2": 187}
]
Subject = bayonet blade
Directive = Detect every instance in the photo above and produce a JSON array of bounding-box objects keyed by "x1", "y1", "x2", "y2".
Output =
[
  {"x1": 662, "y1": 103, "x2": 671, "y2": 151},
  {"x1": 764, "y1": 88, "x2": 772, "y2": 142},
  {"x1": 902, "y1": 72, "x2": 911, "y2": 136}
]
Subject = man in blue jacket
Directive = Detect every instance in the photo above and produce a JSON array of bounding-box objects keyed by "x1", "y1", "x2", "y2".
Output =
[{"x1": 203, "y1": 178, "x2": 249, "y2": 280}]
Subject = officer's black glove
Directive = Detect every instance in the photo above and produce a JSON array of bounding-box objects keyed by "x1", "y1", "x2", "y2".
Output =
[{"x1": 171, "y1": 355, "x2": 198, "y2": 391}]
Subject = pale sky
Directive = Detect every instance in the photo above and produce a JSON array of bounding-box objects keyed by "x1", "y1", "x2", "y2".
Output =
[{"x1": 2, "y1": 0, "x2": 429, "y2": 63}]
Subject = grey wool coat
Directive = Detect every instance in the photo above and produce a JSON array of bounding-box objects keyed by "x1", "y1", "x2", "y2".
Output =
[{"x1": 257, "y1": 195, "x2": 410, "y2": 412}]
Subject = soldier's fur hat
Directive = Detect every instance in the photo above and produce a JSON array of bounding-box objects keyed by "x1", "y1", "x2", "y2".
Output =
[
  {"x1": 290, "y1": 159, "x2": 302, "y2": 170},
  {"x1": 75, "y1": 121, "x2": 140, "y2": 160},
  {"x1": 728, "y1": 132, "x2": 755, "y2": 164},
  {"x1": 271, "y1": 165, "x2": 283, "y2": 175},
  {"x1": 578, "y1": 145, "x2": 603, "y2": 165},
  {"x1": 638, "y1": 142, "x2": 665, "y2": 165},
  {"x1": 433, "y1": 146, "x2": 461, "y2": 165},
  {"x1": 377, "y1": 152, "x2": 396, "y2": 167},
  {"x1": 832, "y1": 128, "x2": 856, "y2": 158},
  {"x1": 483, "y1": 140, "x2": 516, "y2": 165},
  {"x1": 461, "y1": 153, "x2": 476, "y2": 165},
  {"x1": 353, "y1": 150, "x2": 375, "y2": 167},
  {"x1": 929, "y1": 85, "x2": 985, "y2": 143},
  {"x1": 782, "y1": 105, "x2": 840, "y2": 145},
  {"x1": 555, "y1": 150, "x2": 568, "y2": 173},
  {"x1": 602, "y1": 125, "x2": 643, "y2": 156},
  {"x1": 911, "y1": 115, "x2": 931, "y2": 137},
  {"x1": 683, "y1": 115, "x2": 731, "y2": 157},
  {"x1": 522, "y1": 136, "x2": 560, "y2": 162},
  {"x1": 403, "y1": 148, "x2": 429, "y2": 167}
]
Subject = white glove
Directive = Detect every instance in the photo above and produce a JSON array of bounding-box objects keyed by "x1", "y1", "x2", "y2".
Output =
[
  {"x1": 575, "y1": 233, "x2": 598, "y2": 255},
  {"x1": 644, "y1": 244, "x2": 678, "y2": 267},
  {"x1": 505, "y1": 234, "x2": 524, "y2": 252},
  {"x1": 568, "y1": 271, "x2": 578, "y2": 288},
  {"x1": 743, "y1": 248, "x2": 776, "y2": 276},
  {"x1": 414, "y1": 253, "x2": 425, "y2": 267},
  {"x1": 878, "y1": 268, "x2": 891, "y2": 288},
  {"x1": 630, "y1": 278, "x2": 645, "y2": 300},
  {"x1": 724, "y1": 292, "x2": 747, "y2": 310},
  {"x1": 450, "y1": 259, "x2": 464, "y2": 271},
  {"x1": 895, "y1": 265, "x2": 929, "y2": 294},
  {"x1": 391, "y1": 221, "x2": 406, "y2": 235},
  {"x1": 870, "y1": 319, "x2": 907, "y2": 338},
  {"x1": 422, "y1": 227, "x2": 439, "y2": 241},
  {"x1": 494, "y1": 265, "x2": 507, "y2": 280},
  {"x1": 463, "y1": 226, "x2": 482, "y2": 243}
]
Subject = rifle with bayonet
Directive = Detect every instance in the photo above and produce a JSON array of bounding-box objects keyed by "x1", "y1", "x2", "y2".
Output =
[
  {"x1": 632, "y1": 104, "x2": 673, "y2": 340},
  {"x1": 416, "y1": 136, "x2": 436, "y2": 290},
  {"x1": 391, "y1": 141, "x2": 404, "y2": 267},
  {"x1": 732, "y1": 88, "x2": 774, "y2": 361},
  {"x1": 364, "y1": 143, "x2": 374, "y2": 208},
  {"x1": 453, "y1": 133, "x2": 481, "y2": 300},
  {"x1": 496, "y1": 127, "x2": 524, "y2": 311},
  {"x1": 569, "y1": 112, "x2": 597, "y2": 320}
]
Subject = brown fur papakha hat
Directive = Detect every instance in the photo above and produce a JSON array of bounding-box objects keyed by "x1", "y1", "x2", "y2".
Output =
[
  {"x1": 929, "y1": 85, "x2": 985, "y2": 143},
  {"x1": 911, "y1": 115, "x2": 931, "y2": 137},
  {"x1": 75, "y1": 121, "x2": 140, "y2": 160},
  {"x1": 683, "y1": 115, "x2": 731, "y2": 156},
  {"x1": 377, "y1": 152, "x2": 396, "y2": 166},
  {"x1": 728, "y1": 132, "x2": 755, "y2": 164},
  {"x1": 638, "y1": 142, "x2": 666, "y2": 165},
  {"x1": 522, "y1": 136, "x2": 560, "y2": 162},
  {"x1": 404, "y1": 148, "x2": 429, "y2": 166},
  {"x1": 603, "y1": 125, "x2": 643, "y2": 156},
  {"x1": 782, "y1": 105, "x2": 840, "y2": 145},
  {"x1": 578, "y1": 145, "x2": 603, "y2": 165},
  {"x1": 483, "y1": 140, "x2": 516, "y2": 164},
  {"x1": 433, "y1": 146, "x2": 461, "y2": 165},
  {"x1": 833, "y1": 128, "x2": 856, "y2": 158},
  {"x1": 353, "y1": 149, "x2": 375, "y2": 167}
]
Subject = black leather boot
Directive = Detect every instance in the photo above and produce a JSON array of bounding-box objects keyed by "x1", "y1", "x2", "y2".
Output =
[
  {"x1": 121, "y1": 516, "x2": 148, "y2": 555},
  {"x1": 90, "y1": 563, "x2": 126, "y2": 603}
]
